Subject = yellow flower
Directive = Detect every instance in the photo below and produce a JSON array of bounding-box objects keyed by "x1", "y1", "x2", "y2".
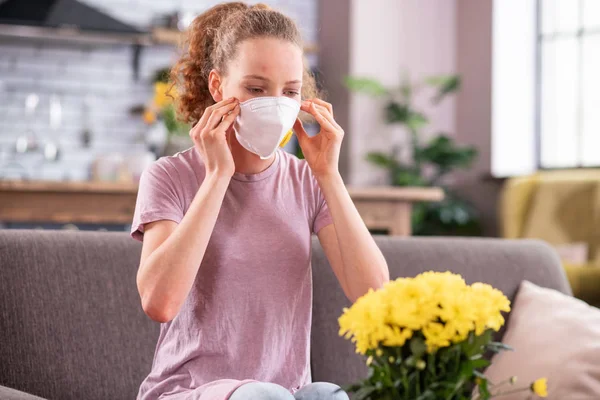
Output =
[
  {"x1": 376, "y1": 349, "x2": 383, "y2": 357},
  {"x1": 153, "y1": 82, "x2": 174, "y2": 108},
  {"x1": 337, "y1": 271, "x2": 511, "y2": 355},
  {"x1": 143, "y1": 109, "x2": 157, "y2": 124},
  {"x1": 366, "y1": 356, "x2": 373, "y2": 366},
  {"x1": 531, "y1": 378, "x2": 548, "y2": 398}
]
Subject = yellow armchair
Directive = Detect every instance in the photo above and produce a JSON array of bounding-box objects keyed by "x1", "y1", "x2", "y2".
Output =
[{"x1": 499, "y1": 170, "x2": 600, "y2": 306}]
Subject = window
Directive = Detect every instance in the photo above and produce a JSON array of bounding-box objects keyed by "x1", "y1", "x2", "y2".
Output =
[
  {"x1": 539, "y1": 0, "x2": 600, "y2": 168},
  {"x1": 491, "y1": 0, "x2": 600, "y2": 176}
]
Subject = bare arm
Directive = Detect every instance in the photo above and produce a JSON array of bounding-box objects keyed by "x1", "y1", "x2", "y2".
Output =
[
  {"x1": 137, "y1": 174, "x2": 230, "y2": 322},
  {"x1": 317, "y1": 175, "x2": 389, "y2": 302},
  {"x1": 136, "y1": 97, "x2": 239, "y2": 322},
  {"x1": 296, "y1": 98, "x2": 389, "y2": 303}
]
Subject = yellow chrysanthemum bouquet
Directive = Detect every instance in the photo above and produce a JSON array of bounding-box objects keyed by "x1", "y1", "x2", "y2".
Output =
[{"x1": 338, "y1": 272, "x2": 548, "y2": 399}]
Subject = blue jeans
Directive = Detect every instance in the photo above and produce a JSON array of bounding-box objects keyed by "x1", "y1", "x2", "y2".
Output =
[{"x1": 229, "y1": 382, "x2": 349, "y2": 400}]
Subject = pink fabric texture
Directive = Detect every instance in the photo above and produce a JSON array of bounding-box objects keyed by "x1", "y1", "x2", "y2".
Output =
[
  {"x1": 131, "y1": 148, "x2": 333, "y2": 400},
  {"x1": 484, "y1": 280, "x2": 600, "y2": 399}
]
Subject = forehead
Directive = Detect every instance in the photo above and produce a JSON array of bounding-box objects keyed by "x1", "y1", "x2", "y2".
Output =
[{"x1": 229, "y1": 37, "x2": 304, "y2": 81}]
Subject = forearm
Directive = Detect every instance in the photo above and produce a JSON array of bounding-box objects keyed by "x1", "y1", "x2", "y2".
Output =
[
  {"x1": 140, "y1": 173, "x2": 230, "y2": 320},
  {"x1": 317, "y1": 173, "x2": 389, "y2": 299}
]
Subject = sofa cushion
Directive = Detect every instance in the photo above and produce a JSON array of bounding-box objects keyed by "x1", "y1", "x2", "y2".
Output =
[
  {"x1": 0, "y1": 230, "x2": 157, "y2": 400},
  {"x1": 484, "y1": 281, "x2": 600, "y2": 399}
]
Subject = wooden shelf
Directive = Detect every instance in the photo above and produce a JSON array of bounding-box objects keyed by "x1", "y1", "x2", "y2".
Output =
[
  {"x1": 152, "y1": 27, "x2": 319, "y2": 53},
  {"x1": 347, "y1": 186, "x2": 444, "y2": 202},
  {"x1": 152, "y1": 27, "x2": 183, "y2": 46}
]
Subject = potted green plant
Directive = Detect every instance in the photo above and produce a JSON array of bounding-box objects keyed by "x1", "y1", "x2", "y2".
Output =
[
  {"x1": 141, "y1": 67, "x2": 191, "y2": 156},
  {"x1": 345, "y1": 74, "x2": 482, "y2": 236}
]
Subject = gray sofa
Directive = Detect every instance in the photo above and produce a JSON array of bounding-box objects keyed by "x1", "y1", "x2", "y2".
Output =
[{"x1": 0, "y1": 230, "x2": 571, "y2": 400}]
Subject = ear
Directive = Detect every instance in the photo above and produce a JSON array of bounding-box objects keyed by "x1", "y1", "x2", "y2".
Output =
[{"x1": 208, "y1": 69, "x2": 223, "y2": 102}]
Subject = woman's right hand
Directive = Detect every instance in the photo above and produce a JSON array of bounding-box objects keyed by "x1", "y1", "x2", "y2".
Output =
[{"x1": 190, "y1": 97, "x2": 239, "y2": 178}]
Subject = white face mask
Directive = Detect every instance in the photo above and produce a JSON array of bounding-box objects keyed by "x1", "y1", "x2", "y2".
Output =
[{"x1": 233, "y1": 96, "x2": 300, "y2": 159}]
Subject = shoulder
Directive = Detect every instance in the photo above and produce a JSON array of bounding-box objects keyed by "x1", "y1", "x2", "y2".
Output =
[{"x1": 143, "y1": 147, "x2": 204, "y2": 187}]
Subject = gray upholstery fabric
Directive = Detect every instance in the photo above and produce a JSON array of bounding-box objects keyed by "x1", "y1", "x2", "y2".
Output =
[
  {"x1": 0, "y1": 231, "x2": 570, "y2": 400},
  {"x1": 0, "y1": 384, "x2": 46, "y2": 400},
  {"x1": 0, "y1": 230, "x2": 156, "y2": 400},
  {"x1": 309, "y1": 236, "x2": 571, "y2": 387}
]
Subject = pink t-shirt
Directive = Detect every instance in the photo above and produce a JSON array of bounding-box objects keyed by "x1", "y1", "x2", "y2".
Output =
[{"x1": 131, "y1": 147, "x2": 333, "y2": 400}]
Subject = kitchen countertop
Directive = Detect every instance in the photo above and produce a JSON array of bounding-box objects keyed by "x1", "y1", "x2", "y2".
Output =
[
  {"x1": 0, "y1": 180, "x2": 139, "y2": 194},
  {"x1": 0, "y1": 180, "x2": 444, "y2": 235}
]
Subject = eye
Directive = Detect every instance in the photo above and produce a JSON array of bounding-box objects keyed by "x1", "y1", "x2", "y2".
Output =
[
  {"x1": 284, "y1": 90, "x2": 300, "y2": 97},
  {"x1": 247, "y1": 87, "x2": 264, "y2": 94}
]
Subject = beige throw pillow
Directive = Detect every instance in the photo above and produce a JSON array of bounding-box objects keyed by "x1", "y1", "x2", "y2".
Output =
[{"x1": 483, "y1": 281, "x2": 600, "y2": 399}]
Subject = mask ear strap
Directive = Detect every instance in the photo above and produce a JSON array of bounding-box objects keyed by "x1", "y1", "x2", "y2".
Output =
[{"x1": 279, "y1": 129, "x2": 294, "y2": 147}]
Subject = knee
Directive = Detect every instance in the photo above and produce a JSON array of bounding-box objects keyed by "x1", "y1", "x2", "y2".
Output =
[
  {"x1": 294, "y1": 382, "x2": 349, "y2": 400},
  {"x1": 230, "y1": 382, "x2": 295, "y2": 400}
]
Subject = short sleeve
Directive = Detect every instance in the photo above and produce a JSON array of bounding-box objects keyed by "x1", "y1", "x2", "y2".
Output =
[
  {"x1": 130, "y1": 160, "x2": 184, "y2": 242},
  {"x1": 312, "y1": 180, "x2": 334, "y2": 235}
]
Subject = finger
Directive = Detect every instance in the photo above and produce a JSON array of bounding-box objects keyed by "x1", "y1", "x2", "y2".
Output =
[
  {"x1": 312, "y1": 98, "x2": 333, "y2": 116},
  {"x1": 308, "y1": 102, "x2": 337, "y2": 133},
  {"x1": 301, "y1": 100, "x2": 339, "y2": 129},
  {"x1": 312, "y1": 103, "x2": 342, "y2": 130},
  {"x1": 213, "y1": 103, "x2": 240, "y2": 134},
  {"x1": 197, "y1": 97, "x2": 236, "y2": 130},
  {"x1": 206, "y1": 100, "x2": 239, "y2": 130},
  {"x1": 293, "y1": 118, "x2": 309, "y2": 145}
]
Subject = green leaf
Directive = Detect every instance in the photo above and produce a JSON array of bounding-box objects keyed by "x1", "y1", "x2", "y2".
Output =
[
  {"x1": 416, "y1": 389, "x2": 437, "y2": 400},
  {"x1": 295, "y1": 144, "x2": 305, "y2": 160},
  {"x1": 365, "y1": 152, "x2": 397, "y2": 169},
  {"x1": 425, "y1": 75, "x2": 461, "y2": 103},
  {"x1": 384, "y1": 101, "x2": 411, "y2": 124},
  {"x1": 410, "y1": 336, "x2": 428, "y2": 359},
  {"x1": 470, "y1": 358, "x2": 491, "y2": 369},
  {"x1": 353, "y1": 386, "x2": 378, "y2": 400},
  {"x1": 344, "y1": 76, "x2": 387, "y2": 96},
  {"x1": 406, "y1": 112, "x2": 428, "y2": 131},
  {"x1": 152, "y1": 66, "x2": 171, "y2": 83},
  {"x1": 419, "y1": 135, "x2": 477, "y2": 172},
  {"x1": 477, "y1": 376, "x2": 492, "y2": 400},
  {"x1": 393, "y1": 169, "x2": 426, "y2": 187},
  {"x1": 462, "y1": 330, "x2": 493, "y2": 358}
]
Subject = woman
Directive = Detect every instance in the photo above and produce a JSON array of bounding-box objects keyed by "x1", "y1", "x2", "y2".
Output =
[{"x1": 131, "y1": 2, "x2": 389, "y2": 399}]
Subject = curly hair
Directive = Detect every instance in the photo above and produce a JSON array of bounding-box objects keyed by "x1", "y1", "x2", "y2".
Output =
[{"x1": 170, "y1": 2, "x2": 320, "y2": 126}]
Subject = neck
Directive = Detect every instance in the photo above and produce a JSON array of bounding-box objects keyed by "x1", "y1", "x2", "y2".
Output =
[{"x1": 228, "y1": 130, "x2": 276, "y2": 175}]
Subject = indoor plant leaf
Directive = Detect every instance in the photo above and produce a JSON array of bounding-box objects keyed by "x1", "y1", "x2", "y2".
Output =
[
  {"x1": 344, "y1": 76, "x2": 388, "y2": 96},
  {"x1": 406, "y1": 112, "x2": 429, "y2": 131},
  {"x1": 419, "y1": 135, "x2": 477, "y2": 172},
  {"x1": 425, "y1": 75, "x2": 461, "y2": 103},
  {"x1": 384, "y1": 101, "x2": 411, "y2": 124},
  {"x1": 365, "y1": 152, "x2": 398, "y2": 169}
]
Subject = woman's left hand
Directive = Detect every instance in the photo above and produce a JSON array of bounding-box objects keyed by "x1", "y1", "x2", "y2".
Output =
[{"x1": 294, "y1": 99, "x2": 344, "y2": 179}]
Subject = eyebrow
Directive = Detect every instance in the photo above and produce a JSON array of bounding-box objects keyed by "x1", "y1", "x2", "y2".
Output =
[{"x1": 242, "y1": 74, "x2": 301, "y2": 85}]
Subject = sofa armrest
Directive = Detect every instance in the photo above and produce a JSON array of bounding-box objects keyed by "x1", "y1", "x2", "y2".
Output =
[{"x1": 0, "y1": 385, "x2": 47, "y2": 400}]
